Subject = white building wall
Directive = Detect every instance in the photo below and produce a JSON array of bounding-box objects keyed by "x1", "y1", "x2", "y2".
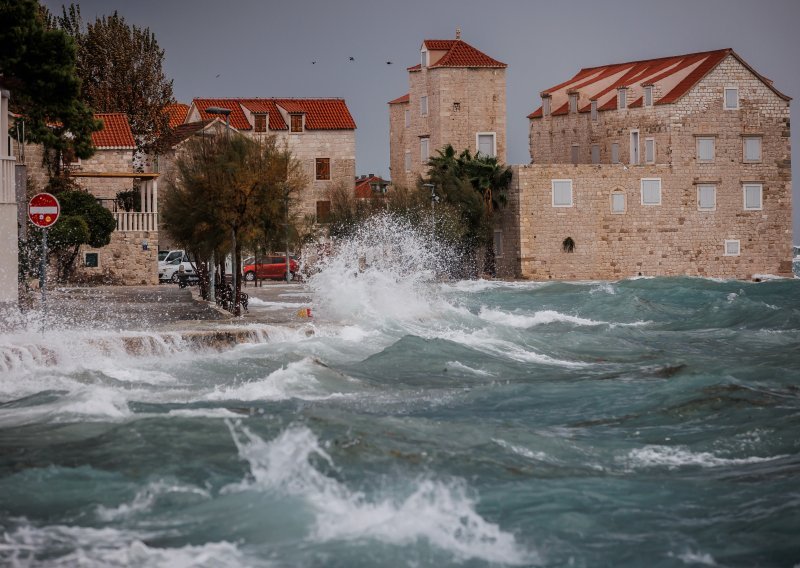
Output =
[{"x1": 0, "y1": 89, "x2": 19, "y2": 305}]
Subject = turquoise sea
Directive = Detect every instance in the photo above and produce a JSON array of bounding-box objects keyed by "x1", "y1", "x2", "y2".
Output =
[{"x1": 1, "y1": 219, "x2": 799, "y2": 567}]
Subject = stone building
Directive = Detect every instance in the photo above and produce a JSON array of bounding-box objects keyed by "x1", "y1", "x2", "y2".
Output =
[
  {"x1": 388, "y1": 31, "x2": 507, "y2": 189},
  {"x1": 0, "y1": 89, "x2": 17, "y2": 305},
  {"x1": 19, "y1": 113, "x2": 160, "y2": 284},
  {"x1": 182, "y1": 98, "x2": 356, "y2": 222},
  {"x1": 495, "y1": 49, "x2": 792, "y2": 280}
]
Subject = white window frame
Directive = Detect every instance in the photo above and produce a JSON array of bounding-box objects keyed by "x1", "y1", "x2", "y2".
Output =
[
  {"x1": 743, "y1": 136, "x2": 762, "y2": 162},
  {"x1": 611, "y1": 142, "x2": 620, "y2": 164},
  {"x1": 571, "y1": 144, "x2": 580, "y2": 164},
  {"x1": 630, "y1": 130, "x2": 639, "y2": 165},
  {"x1": 476, "y1": 132, "x2": 496, "y2": 157},
  {"x1": 569, "y1": 93, "x2": 578, "y2": 114},
  {"x1": 404, "y1": 109, "x2": 410, "y2": 128},
  {"x1": 610, "y1": 190, "x2": 626, "y2": 214},
  {"x1": 420, "y1": 138, "x2": 429, "y2": 162},
  {"x1": 493, "y1": 230, "x2": 504, "y2": 258},
  {"x1": 404, "y1": 151, "x2": 411, "y2": 172},
  {"x1": 697, "y1": 184, "x2": 716, "y2": 211},
  {"x1": 724, "y1": 239, "x2": 741, "y2": 256},
  {"x1": 591, "y1": 144, "x2": 600, "y2": 164},
  {"x1": 552, "y1": 179, "x2": 574, "y2": 208},
  {"x1": 644, "y1": 85, "x2": 653, "y2": 107},
  {"x1": 743, "y1": 183, "x2": 763, "y2": 211},
  {"x1": 640, "y1": 178, "x2": 662, "y2": 206},
  {"x1": 645, "y1": 137, "x2": 655, "y2": 164},
  {"x1": 420, "y1": 95, "x2": 428, "y2": 117},
  {"x1": 697, "y1": 137, "x2": 715, "y2": 162},
  {"x1": 724, "y1": 86, "x2": 739, "y2": 110},
  {"x1": 618, "y1": 87, "x2": 627, "y2": 110},
  {"x1": 420, "y1": 48, "x2": 428, "y2": 67},
  {"x1": 542, "y1": 96, "x2": 551, "y2": 116},
  {"x1": 590, "y1": 100, "x2": 598, "y2": 121}
]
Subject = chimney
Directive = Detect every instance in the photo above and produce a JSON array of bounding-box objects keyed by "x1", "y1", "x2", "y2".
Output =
[{"x1": 455, "y1": 27, "x2": 461, "y2": 40}]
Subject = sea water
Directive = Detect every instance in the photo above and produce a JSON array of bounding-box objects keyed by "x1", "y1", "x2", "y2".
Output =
[{"x1": 1, "y1": 216, "x2": 799, "y2": 567}]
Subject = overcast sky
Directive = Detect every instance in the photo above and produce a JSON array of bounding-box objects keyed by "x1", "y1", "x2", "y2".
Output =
[{"x1": 42, "y1": 0, "x2": 800, "y2": 239}]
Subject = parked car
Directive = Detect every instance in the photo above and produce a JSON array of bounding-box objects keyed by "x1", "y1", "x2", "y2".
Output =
[
  {"x1": 243, "y1": 256, "x2": 298, "y2": 281},
  {"x1": 159, "y1": 251, "x2": 197, "y2": 283}
]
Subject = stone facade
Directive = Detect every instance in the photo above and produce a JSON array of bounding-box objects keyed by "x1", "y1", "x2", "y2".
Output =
[
  {"x1": 81, "y1": 230, "x2": 158, "y2": 285},
  {"x1": 497, "y1": 51, "x2": 793, "y2": 280},
  {"x1": 389, "y1": 38, "x2": 507, "y2": 189}
]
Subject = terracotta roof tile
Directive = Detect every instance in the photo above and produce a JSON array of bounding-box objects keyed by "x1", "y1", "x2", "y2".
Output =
[
  {"x1": 162, "y1": 119, "x2": 215, "y2": 148},
  {"x1": 165, "y1": 103, "x2": 189, "y2": 128},
  {"x1": 355, "y1": 175, "x2": 389, "y2": 199},
  {"x1": 191, "y1": 98, "x2": 356, "y2": 131},
  {"x1": 92, "y1": 113, "x2": 136, "y2": 149},
  {"x1": 428, "y1": 39, "x2": 506, "y2": 68},
  {"x1": 388, "y1": 93, "x2": 410, "y2": 105},
  {"x1": 528, "y1": 48, "x2": 789, "y2": 119}
]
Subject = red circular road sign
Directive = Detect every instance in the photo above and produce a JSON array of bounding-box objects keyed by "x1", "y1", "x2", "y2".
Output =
[{"x1": 28, "y1": 193, "x2": 61, "y2": 228}]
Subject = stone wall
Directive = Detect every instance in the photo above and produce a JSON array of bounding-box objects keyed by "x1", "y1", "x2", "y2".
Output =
[
  {"x1": 496, "y1": 163, "x2": 792, "y2": 280},
  {"x1": 390, "y1": 65, "x2": 506, "y2": 188},
  {"x1": 77, "y1": 230, "x2": 158, "y2": 285}
]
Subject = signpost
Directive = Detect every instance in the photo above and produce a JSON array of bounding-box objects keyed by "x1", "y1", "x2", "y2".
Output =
[{"x1": 28, "y1": 193, "x2": 60, "y2": 310}]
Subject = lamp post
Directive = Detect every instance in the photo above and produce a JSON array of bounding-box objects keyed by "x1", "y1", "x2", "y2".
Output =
[
  {"x1": 284, "y1": 183, "x2": 291, "y2": 283},
  {"x1": 205, "y1": 106, "x2": 234, "y2": 310},
  {"x1": 423, "y1": 183, "x2": 438, "y2": 227}
]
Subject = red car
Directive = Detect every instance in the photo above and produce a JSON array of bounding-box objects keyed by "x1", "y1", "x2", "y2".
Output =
[{"x1": 243, "y1": 256, "x2": 298, "y2": 281}]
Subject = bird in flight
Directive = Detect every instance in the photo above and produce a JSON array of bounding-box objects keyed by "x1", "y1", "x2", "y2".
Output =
[{"x1": 349, "y1": 56, "x2": 355, "y2": 61}]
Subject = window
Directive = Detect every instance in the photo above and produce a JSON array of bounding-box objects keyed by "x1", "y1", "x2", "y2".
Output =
[
  {"x1": 743, "y1": 183, "x2": 762, "y2": 210},
  {"x1": 562, "y1": 237, "x2": 575, "y2": 253},
  {"x1": 724, "y1": 240, "x2": 740, "y2": 256},
  {"x1": 630, "y1": 130, "x2": 639, "y2": 164},
  {"x1": 569, "y1": 93, "x2": 578, "y2": 114},
  {"x1": 591, "y1": 144, "x2": 600, "y2": 164},
  {"x1": 404, "y1": 109, "x2": 410, "y2": 128},
  {"x1": 315, "y1": 158, "x2": 330, "y2": 181},
  {"x1": 697, "y1": 137, "x2": 715, "y2": 161},
  {"x1": 743, "y1": 136, "x2": 761, "y2": 162},
  {"x1": 552, "y1": 179, "x2": 573, "y2": 207},
  {"x1": 645, "y1": 138, "x2": 655, "y2": 164},
  {"x1": 590, "y1": 100, "x2": 598, "y2": 121},
  {"x1": 611, "y1": 190, "x2": 626, "y2": 213},
  {"x1": 571, "y1": 144, "x2": 579, "y2": 164},
  {"x1": 452, "y1": 101, "x2": 461, "y2": 112},
  {"x1": 290, "y1": 114, "x2": 303, "y2": 133},
  {"x1": 641, "y1": 178, "x2": 661, "y2": 205},
  {"x1": 316, "y1": 200, "x2": 332, "y2": 223},
  {"x1": 253, "y1": 113, "x2": 267, "y2": 133},
  {"x1": 420, "y1": 137, "x2": 429, "y2": 161},
  {"x1": 420, "y1": 95, "x2": 428, "y2": 116},
  {"x1": 644, "y1": 85, "x2": 653, "y2": 107},
  {"x1": 618, "y1": 87, "x2": 627, "y2": 109},
  {"x1": 84, "y1": 252, "x2": 98, "y2": 268},
  {"x1": 542, "y1": 96, "x2": 551, "y2": 116},
  {"x1": 611, "y1": 142, "x2": 620, "y2": 164},
  {"x1": 404, "y1": 151, "x2": 411, "y2": 172},
  {"x1": 724, "y1": 87, "x2": 739, "y2": 110},
  {"x1": 493, "y1": 230, "x2": 504, "y2": 257},
  {"x1": 477, "y1": 133, "x2": 496, "y2": 157},
  {"x1": 697, "y1": 184, "x2": 716, "y2": 211},
  {"x1": 420, "y1": 49, "x2": 427, "y2": 67}
]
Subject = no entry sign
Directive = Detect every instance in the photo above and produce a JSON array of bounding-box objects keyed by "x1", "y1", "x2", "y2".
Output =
[{"x1": 28, "y1": 193, "x2": 60, "y2": 228}]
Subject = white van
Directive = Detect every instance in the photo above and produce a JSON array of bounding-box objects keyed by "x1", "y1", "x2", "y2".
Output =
[{"x1": 158, "y1": 250, "x2": 197, "y2": 283}]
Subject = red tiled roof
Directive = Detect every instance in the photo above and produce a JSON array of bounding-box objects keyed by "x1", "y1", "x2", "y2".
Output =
[
  {"x1": 165, "y1": 103, "x2": 189, "y2": 128},
  {"x1": 191, "y1": 98, "x2": 356, "y2": 131},
  {"x1": 355, "y1": 175, "x2": 389, "y2": 199},
  {"x1": 162, "y1": 119, "x2": 215, "y2": 148},
  {"x1": 425, "y1": 39, "x2": 506, "y2": 68},
  {"x1": 388, "y1": 93, "x2": 410, "y2": 105},
  {"x1": 92, "y1": 113, "x2": 136, "y2": 149},
  {"x1": 528, "y1": 48, "x2": 790, "y2": 119},
  {"x1": 406, "y1": 39, "x2": 506, "y2": 71}
]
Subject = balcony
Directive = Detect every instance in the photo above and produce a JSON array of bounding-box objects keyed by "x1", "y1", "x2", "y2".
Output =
[{"x1": 114, "y1": 211, "x2": 157, "y2": 232}]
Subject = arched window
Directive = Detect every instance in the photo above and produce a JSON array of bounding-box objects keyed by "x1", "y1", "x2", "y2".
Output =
[{"x1": 562, "y1": 237, "x2": 575, "y2": 253}]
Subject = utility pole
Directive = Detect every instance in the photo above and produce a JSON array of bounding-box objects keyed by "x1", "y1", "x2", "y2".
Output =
[{"x1": 284, "y1": 184, "x2": 291, "y2": 283}]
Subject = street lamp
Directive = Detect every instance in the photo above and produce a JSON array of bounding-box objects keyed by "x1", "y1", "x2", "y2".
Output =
[
  {"x1": 205, "y1": 106, "x2": 235, "y2": 309},
  {"x1": 284, "y1": 184, "x2": 291, "y2": 283},
  {"x1": 423, "y1": 183, "x2": 438, "y2": 226}
]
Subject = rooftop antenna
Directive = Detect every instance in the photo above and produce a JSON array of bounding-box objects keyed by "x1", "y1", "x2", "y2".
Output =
[{"x1": 455, "y1": 27, "x2": 461, "y2": 40}]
